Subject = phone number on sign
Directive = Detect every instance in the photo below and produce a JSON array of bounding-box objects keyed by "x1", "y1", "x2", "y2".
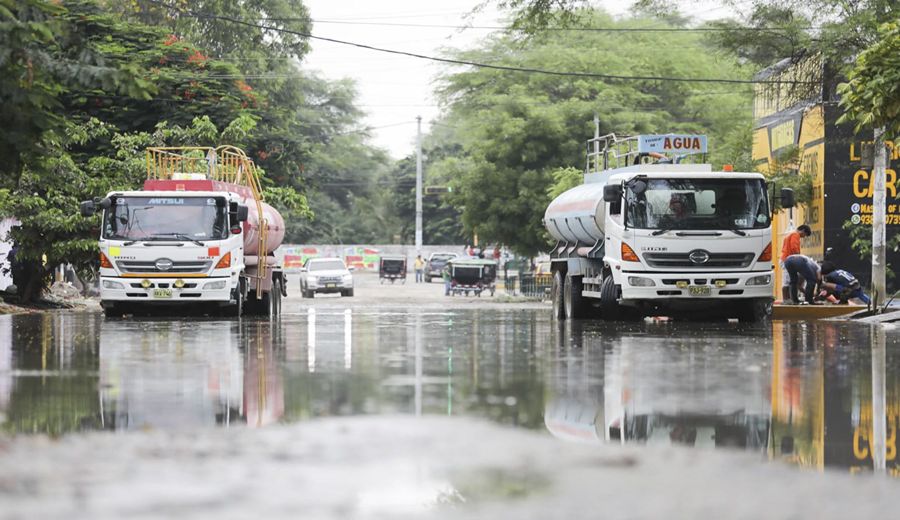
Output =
[{"x1": 854, "y1": 214, "x2": 900, "y2": 225}]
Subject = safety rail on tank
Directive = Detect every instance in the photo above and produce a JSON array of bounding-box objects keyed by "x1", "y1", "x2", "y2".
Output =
[
  {"x1": 145, "y1": 146, "x2": 269, "y2": 298},
  {"x1": 585, "y1": 133, "x2": 709, "y2": 173}
]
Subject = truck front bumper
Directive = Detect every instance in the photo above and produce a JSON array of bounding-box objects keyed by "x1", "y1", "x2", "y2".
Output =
[
  {"x1": 99, "y1": 276, "x2": 235, "y2": 305},
  {"x1": 617, "y1": 270, "x2": 774, "y2": 303}
]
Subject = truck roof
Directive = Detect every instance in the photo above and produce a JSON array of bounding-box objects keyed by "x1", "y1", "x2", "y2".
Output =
[{"x1": 106, "y1": 190, "x2": 241, "y2": 198}]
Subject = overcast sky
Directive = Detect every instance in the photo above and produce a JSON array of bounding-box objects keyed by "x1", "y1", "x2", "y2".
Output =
[{"x1": 301, "y1": 1, "x2": 735, "y2": 159}]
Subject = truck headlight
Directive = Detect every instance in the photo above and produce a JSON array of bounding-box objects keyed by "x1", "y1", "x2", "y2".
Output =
[
  {"x1": 307, "y1": 276, "x2": 318, "y2": 285},
  {"x1": 342, "y1": 274, "x2": 353, "y2": 283},
  {"x1": 102, "y1": 280, "x2": 125, "y2": 290},
  {"x1": 746, "y1": 274, "x2": 772, "y2": 286},
  {"x1": 627, "y1": 276, "x2": 655, "y2": 287},
  {"x1": 204, "y1": 280, "x2": 227, "y2": 290}
]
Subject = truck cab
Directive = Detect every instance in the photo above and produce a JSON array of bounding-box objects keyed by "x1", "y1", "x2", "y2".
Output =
[{"x1": 84, "y1": 190, "x2": 248, "y2": 316}]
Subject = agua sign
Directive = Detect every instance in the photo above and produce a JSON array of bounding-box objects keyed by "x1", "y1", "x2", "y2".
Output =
[{"x1": 638, "y1": 134, "x2": 708, "y2": 154}]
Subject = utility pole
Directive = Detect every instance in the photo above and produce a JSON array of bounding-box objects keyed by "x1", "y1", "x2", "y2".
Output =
[
  {"x1": 415, "y1": 116, "x2": 423, "y2": 253},
  {"x1": 872, "y1": 126, "x2": 887, "y2": 311}
]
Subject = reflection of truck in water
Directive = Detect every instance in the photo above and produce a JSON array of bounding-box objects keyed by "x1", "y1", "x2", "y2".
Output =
[
  {"x1": 543, "y1": 134, "x2": 778, "y2": 321},
  {"x1": 544, "y1": 324, "x2": 771, "y2": 451},
  {"x1": 80, "y1": 146, "x2": 286, "y2": 317}
]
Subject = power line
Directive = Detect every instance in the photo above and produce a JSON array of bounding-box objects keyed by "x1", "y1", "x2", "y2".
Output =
[
  {"x1": 143, "y1": 1, "x2": 813, "y2": 86},
  {"x1": 309, "y1": 19, "x2": 819, "y2": 33}
]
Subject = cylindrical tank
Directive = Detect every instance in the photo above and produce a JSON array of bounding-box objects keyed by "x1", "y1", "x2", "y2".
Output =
[
  {"x1": 543, "y1": 182, "x2": 608, "y2": 245},
  {"x1": 243, "y1": 199, "x2": 285, "y2": 255}
]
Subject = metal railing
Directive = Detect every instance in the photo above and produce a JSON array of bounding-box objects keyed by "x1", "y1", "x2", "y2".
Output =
[{"x1": 504, "y1": 273, "x2": 552, "y2": 298}]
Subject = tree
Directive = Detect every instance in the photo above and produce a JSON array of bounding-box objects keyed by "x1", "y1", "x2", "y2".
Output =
[
  {"x1": 837, "y1": 22, "x2": 900, "y2": 138},
  {"x1": 433, "y1": 10, "x2": 753, "y2": 255}
]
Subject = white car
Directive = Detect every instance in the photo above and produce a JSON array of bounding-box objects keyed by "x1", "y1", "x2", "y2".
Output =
[{"x1": 300, "y1": 257, "x2": 354, "y2": 298}]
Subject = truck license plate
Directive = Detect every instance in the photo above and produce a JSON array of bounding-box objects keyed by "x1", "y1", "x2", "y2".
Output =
[
  {"x1": 153, "y1": 288, "x2": 172, "y2": 298},
  {"x1": 326, "y1": 283, "x2": 336, "y2": 288},
  {"x1": 688, "y1": 286, "x2": 711, "y2": 296}
]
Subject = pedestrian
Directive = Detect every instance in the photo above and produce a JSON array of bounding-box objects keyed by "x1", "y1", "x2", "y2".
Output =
[
  {"x1": 493, "y1": 246, "x2": 501, "y2": 261},
  {"x1": 784, "y1": 254, "x2": 820, "y2": 305},
  {"x1": 414, "y1": 254, "x2": 425, "y2": 283},
  {"x1": 442, "y1": 264, "x2": 452, "y2": 296},
  {"x1": 819, "y1": 261, "x2": 871, "y2": 305},
  {"x1": 780, "y1": 224, "x2": 811, "y2": 301}
]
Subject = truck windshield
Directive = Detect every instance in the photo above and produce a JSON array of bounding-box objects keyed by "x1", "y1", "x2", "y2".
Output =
[
  {"x1": 103, "y1": 196, "x2": 227, "y2": 241},
  {"x1": 625, "y1": 178, "x2": 770, "y2": 230}
]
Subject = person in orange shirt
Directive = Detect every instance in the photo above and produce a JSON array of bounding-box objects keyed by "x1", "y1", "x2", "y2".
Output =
[{"x1": 780, "y1": 225, "x2": 811, "y2": 301}]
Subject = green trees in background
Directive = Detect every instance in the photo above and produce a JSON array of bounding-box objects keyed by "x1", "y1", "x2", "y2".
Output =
[{"x1": 431, "y1": 10, "x2": 752, "y2": 256}]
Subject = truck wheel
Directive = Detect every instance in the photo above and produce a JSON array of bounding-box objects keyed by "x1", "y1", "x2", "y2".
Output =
[
  {"x1": 346, "y1": 289, "x2": 354, "y2": 297},
  {"x1": 599, "y1": 276, "x2": 621, "y2": 321},
  {"x1": 738, "y1": 299, "x2": 772, "y2": 323},
  {"x1": 551, "y1": 271, "x2": 566, "y2": 320},
  {"x1": 425, "y1": 276, "x2": 431, "y2": 283},
  {"x1": 564, "y1": 274, "x2": 587, "y2": 320}
]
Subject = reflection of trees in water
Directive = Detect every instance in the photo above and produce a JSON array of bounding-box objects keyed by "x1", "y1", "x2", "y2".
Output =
[{"x1": 2, "y1": 313, "x2": 106, "y2": 435}]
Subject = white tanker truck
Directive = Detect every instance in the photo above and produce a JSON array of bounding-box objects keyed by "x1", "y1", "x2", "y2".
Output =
[
  {"x1": 544, "y1": 134, "x2": 781, "y2": 322},
  {"x1": 80, "y1": 146, "x2": 286, "y2": 318}
]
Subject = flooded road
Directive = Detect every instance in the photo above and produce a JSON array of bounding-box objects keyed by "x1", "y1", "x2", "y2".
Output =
[{"x1": 1, "y1": 308, "x2": 898, "y2": 476}]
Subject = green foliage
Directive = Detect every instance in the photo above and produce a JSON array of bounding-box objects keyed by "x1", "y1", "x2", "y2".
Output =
[
  {"x1": 760, "y1": 146, "x2": 814, "y2": 210},
  {"x1": 837, "y1": 22, "x2": 900, "y2": 138},
  {"x1": 702, "y1": 5, "x2": 814, "y2": 67},
  {"x1": 434, "y1": 10, "x2": 753, "y2": 255},
  {"x1": 547, "y1": 167, "x2": 581, "y2": 200},
  {"x1": 842, "y1": 218, "x2": 900, "y2": 281},
  {"x1": 703, "y1": 1, "x2": 899, "y2": 74}
]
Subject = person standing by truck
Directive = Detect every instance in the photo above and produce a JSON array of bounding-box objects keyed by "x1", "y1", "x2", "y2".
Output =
[{"x1": 780, "y1": 225, "x2": 811, "y2": 301}]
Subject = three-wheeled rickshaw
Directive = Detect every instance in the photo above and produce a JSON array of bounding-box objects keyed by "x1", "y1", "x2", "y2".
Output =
[
  {"x1": 379, "y1": 255, "x2": 407, "y2": 284},
  {"x1": 447, "y1": 258, "x2": 497, "y2": 297}
]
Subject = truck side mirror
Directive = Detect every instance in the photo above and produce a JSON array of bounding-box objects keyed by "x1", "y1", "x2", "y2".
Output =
[
  {"x1": 604, "y1": 184, "x2": 623, "y2": 215},
  {"x1": 80, "y1": 200, "x2": 96, "y2": 217},
  {"x1": 603, "y1": 184, "x2": 622, "y2": 202},
  {"x1": 780, "y1": 188, "x2": 795, "y2": 209},
  {"x1": 237, "y1": 205, "x2": 249, "y2": 223}
]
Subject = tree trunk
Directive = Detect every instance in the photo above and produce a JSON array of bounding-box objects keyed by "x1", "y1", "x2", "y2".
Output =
[{"x1": 872, "y1": 126, "x2": 887, "y2": 311}]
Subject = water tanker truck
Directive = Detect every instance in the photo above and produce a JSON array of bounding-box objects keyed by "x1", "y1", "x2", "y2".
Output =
[
  {"x1": 544, "y1": 134, "x2": 786, "y2": 322},
  {"x1": 80, "y1": 146, "x2": 286, "y2": 317}
]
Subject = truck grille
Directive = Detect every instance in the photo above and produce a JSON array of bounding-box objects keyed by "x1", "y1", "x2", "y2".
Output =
[
  {"x1": 643, "y1": 252, "x2": 755, "y2": 269},
  {"x1": 116, "y1": 260, "x2": 212, "y2": 274},
  {"x1": 317, "y1": 276, "x2": 342, "y2": 284}
]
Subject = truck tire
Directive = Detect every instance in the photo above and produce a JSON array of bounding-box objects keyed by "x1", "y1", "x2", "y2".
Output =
[
  {"x1": 599, "y1": 276, "x2": 621, "y2": 321},
  {"x1": 260, "y1": 280, "x2": 280, "y2": 318},
  {"x1": 551, "y1": 271, "x2": 566, "y2": 320},
  {"x1": 564, "y1": 274, "x2": 588, "y2": 320},
  {"x1": 738, "y1": 299, "x2": 772, "y2": 323}
]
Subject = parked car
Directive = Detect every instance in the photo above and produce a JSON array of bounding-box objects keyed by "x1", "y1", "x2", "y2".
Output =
[
  {"x1": 425, "y1": 252, "x2": 458, "y2": 282},
  {"x1": 300, "y1": 257, "x2": 354, "y2": 298}
]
